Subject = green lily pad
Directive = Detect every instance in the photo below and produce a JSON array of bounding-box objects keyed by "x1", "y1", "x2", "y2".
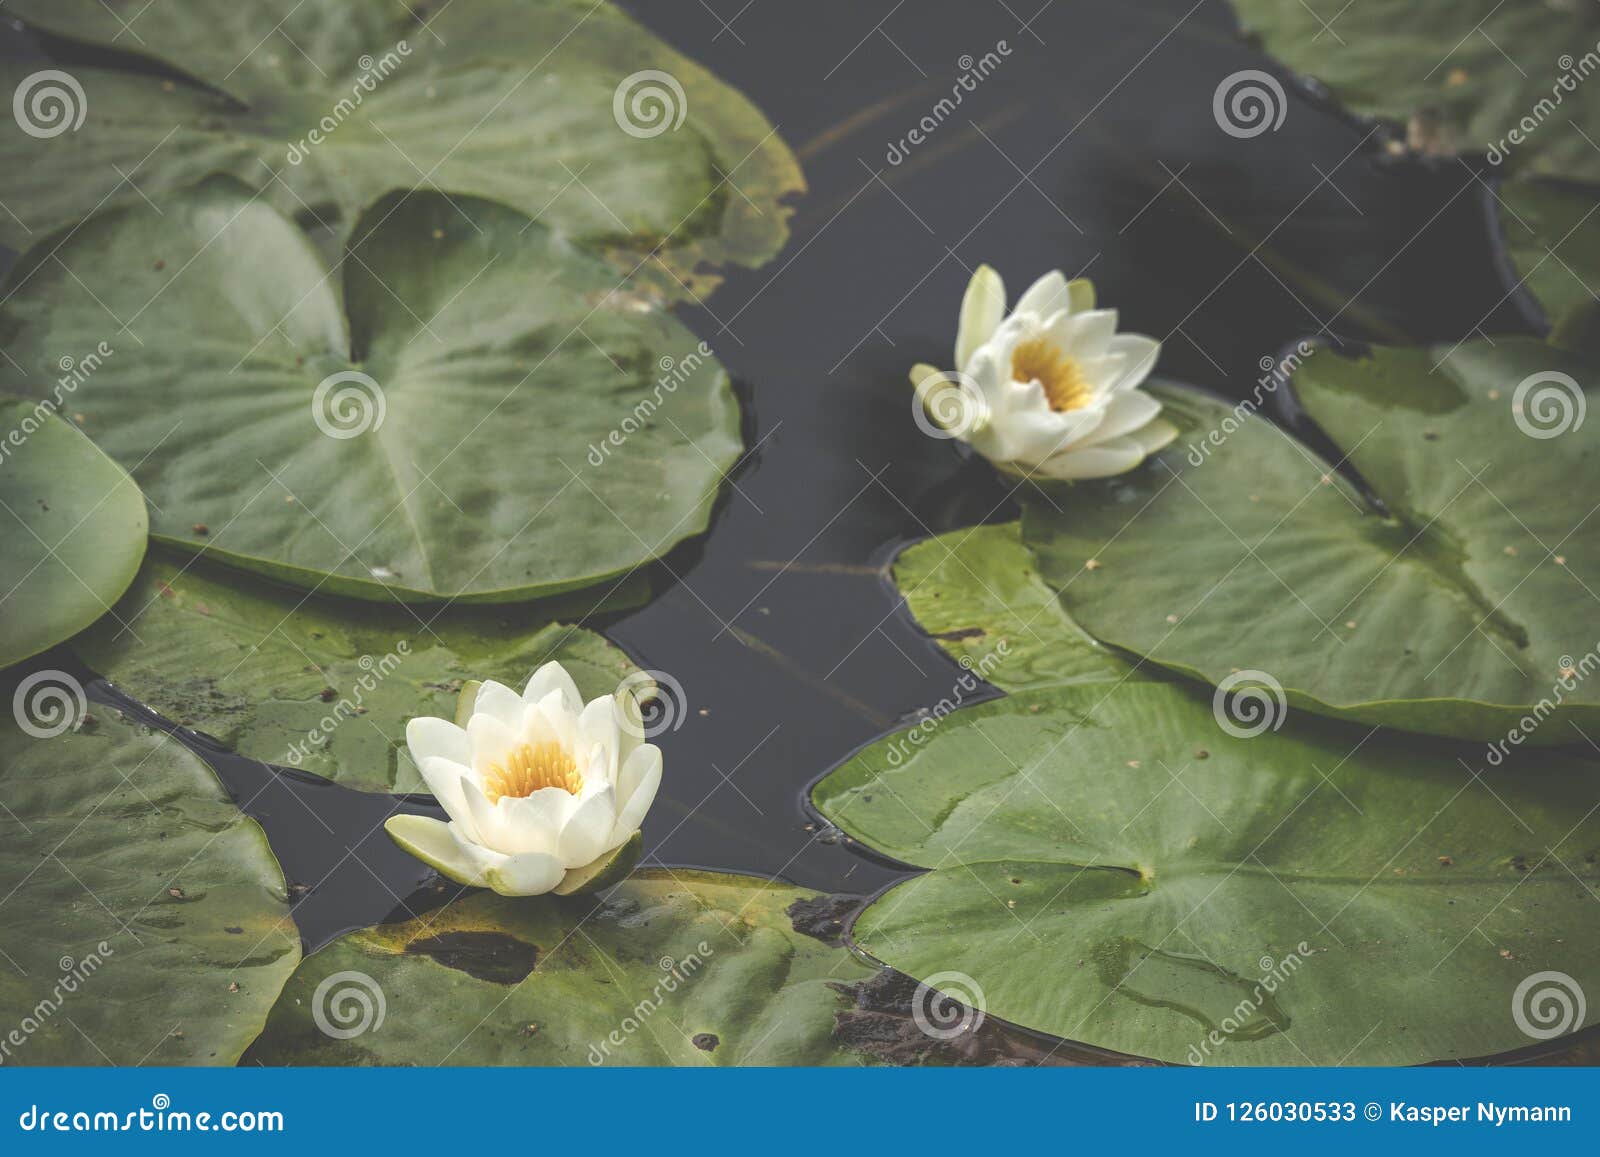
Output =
[
  {"x1": 1498, "y1": 179, "x2": 1600, "y2": 336},
  {"x1": 1021, "y1": 340, "x2": 1600, "y2": 744},
  {"x1": 815, "y1": 676, "x2": 1600, "y2": 1065},
  {"x1": 0, "y1": 696, "x2": 299, "y2": 1064},
  {"x1": 894, "y1": 522, "x2": 1149, "y2": 693},
  {"x1": 0, "y1": 179, "x2": 741, "y2": 602},
  {"x1": 0, "y1": 0, "x2": 802, "y2": 297},
  {"x1": 0, "y1": 399, "x2": 147, "y2": 669},
  {"x1": 1232, "y1": 0, "x2": 1600, "y2": 182},
  {"x1": 245, "y1": 870, "x2": 876, "y2": 1066},
  {"x1": 72, "y1": 552, "x2": 644, "y2": 792}
]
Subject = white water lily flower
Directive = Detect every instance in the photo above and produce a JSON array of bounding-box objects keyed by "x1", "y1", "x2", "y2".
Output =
[
  {"x1": 383, "y1": 661, "x2": 661, "y2": 897},
  {"x1": 911, "y1": 265, "x2": 1177, "y2": 480}
]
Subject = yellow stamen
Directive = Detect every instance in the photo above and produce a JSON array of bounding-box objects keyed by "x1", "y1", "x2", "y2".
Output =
[
  {"x1": 1012, "y1": 337, "x2": 1093, "y2": 412},
  {"x1": 483, "y1": 741, "x2": 583, "y2": 802}
]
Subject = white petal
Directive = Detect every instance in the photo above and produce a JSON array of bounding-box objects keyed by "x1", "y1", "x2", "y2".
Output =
[
  {"x1": 492, "y1": 788, "x2": 572, "y2": 856},
  {"x1": 536, "y1": 688, "x2": 579, "y2": 751},
  {"x1": 1105, "y1": 334, "x2": 1161, "y2": 391},
  {"x1": 483, "y1": 852, "x2": 565, "y2": 897},
  {"x1": 383, "y1": 814, "x2": 501, "y2": 887},
  {"x1": 1129, "y1": 416, "x2": 1179, "y2": 455},
  {"x1": 982, "y1": 405, "x2": 1099, "y2": 466},
  {"x1": 467, "y1": 713, "x2": 518, "y2": 776},
  {"x1": 459, "y1": 775, "x2": 505, "y2": 852},
  {"x1": 1035, "y1": 435, "x2": 1148, "y2": 480},
  {"x1": 1077, "y1": 390, "x2": 1162, "y2": 446},
  {"x1": 612, "y1": 753, "x2": 661, "y2": 846},
  {"x1": 615, "y1": 744, "x2": 662, "y2": 813},
  {"x1": 523, "y1": 661, "x2": 582, "y2": 714},
  {"x1": 1048, "y1": 309, "x2": 1118, "y2": 359},
  {"x1": 416, "y1": 756, "x2": 475, "y2": 828},
  {"x1": 472, "y1": 681, "x2": 525, "y2": 730},
  {"x1": 405, "y1": 716, "x2": 468, "y2": 768},
  {"x1": 577, "y1": 697, "x2": 621, "y2": 785},
  {"x1": 558, "y1": 786, "x2": 618, "y2": 868},
  {"x1": 1012, "y1": 270, "x2": 1071, "y2": 319},
  {"x1": 955, "y1": 264, "x2": 1006, "y2": 369}
]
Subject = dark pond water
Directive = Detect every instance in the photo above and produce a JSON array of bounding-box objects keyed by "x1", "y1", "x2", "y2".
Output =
[{"x1": 4, "y1": 0, "x2": 1576, "y2": 1063}]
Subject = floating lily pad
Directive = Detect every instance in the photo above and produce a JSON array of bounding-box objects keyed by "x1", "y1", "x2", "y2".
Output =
[
  {"x1": 0, "y1": 0, "x2": 802, "y2": 296},
  {"x1": 893, "y1": 522, "x2": 1148, "y2": 693},
  {"x1": 1498, "y1": 179, "x2": 1600, "y2": 336},
  {"x1": 1020, "y1": 341, "x2": 1600, "y2": 744},
  {"x1": 0, "y1": 180, "x2": 741, "y2": 602},
  {"x1": 0, "y1": 400, "x2": 147, "y2": 669},
  {"x1": 245, "y1": 871, "x2": 876, "y2": 1066},
  {"x1": 0, "y1": 697, "x2": 299, "y2": 1064},
  {"x1": 815, "y1": 536, "x2": 1600, "y2": 1063},
  {"x1": 73, "y1": 553, "x2": 644, "y2": 792},
  {"x1": 1232, "y1": 0, "x2": 1600, "y2": 182}
]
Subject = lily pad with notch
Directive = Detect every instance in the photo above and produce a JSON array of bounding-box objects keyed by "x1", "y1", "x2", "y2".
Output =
[
  {"x1": 1231, "y1": 0, "x2": 1600, "y2": 183},
  {"x1": 1021, "y1": 338, "x2": 1600, "y2": 744},
  {"x1": 72, "y1": 552, "x2": 645, "y2": 793},
  {"x1": 813, "y1": 527, "x2": 1600, "y2": 1064},
  {"x1": 0, "y1": 696, "x2": 299, "y2": 1064},
  {"x1": 0, "y1": 0, "x2": 803, "y2": 297},
  {"x1": 0, "y1": 180, "x2": 742, "y2": 603},
  {"x1": 245, "y1": 870, "x2": 878, "y2": 1066}
]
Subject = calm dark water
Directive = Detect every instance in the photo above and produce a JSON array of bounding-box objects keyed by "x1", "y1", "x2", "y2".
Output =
[{"x1": 1, "y1": 0, "x2": 1557, "y2": 1057}]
